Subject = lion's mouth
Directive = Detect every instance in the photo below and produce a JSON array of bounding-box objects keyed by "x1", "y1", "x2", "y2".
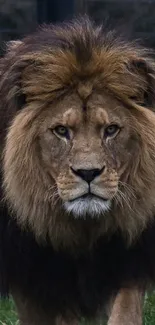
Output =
[
  {"x1": 64, "y1": 193, "x2": 111, "y2": 217},
  {"x1": 69, "y1": 193, "x2": 109, "y2": 202}
]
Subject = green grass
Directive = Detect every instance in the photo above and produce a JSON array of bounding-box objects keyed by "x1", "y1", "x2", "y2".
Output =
[
  {"x1": 143, "y1": 292, "x2": 155, "y2": 325},
  {"x1": 1, "y1": 293, "x2": 155, "y2": 324},
  {"x1": 0, "y1": 298, "x2": 19, "y2": 325}
]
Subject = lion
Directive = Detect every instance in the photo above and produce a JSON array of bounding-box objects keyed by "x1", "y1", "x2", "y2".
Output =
[{"x1": 1, "y1": 16, "x2": 155, "y2": 325}]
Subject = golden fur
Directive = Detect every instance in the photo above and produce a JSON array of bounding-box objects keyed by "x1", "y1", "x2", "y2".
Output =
[{"x1": 1, "y1": 18, "x2": 155, "y2": 250}]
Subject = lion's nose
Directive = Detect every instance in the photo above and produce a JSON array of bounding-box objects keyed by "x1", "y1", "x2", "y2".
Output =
[{"x1": 71, "y1": 167, "x2": 105, "y2": 183}]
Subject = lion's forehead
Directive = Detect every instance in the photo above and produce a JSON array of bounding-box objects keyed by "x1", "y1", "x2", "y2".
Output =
[{"x1": 39, "y1": 91, "x2": 128, "y2": 130}]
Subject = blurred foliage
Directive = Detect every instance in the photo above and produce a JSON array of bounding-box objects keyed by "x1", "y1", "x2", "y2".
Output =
[
  {"x1": 143, "y1": 292, "x2": 155, "y2": 325},
  {"x1": 0, "y1": 0, "x2": 37, "y2": 54},
  {"x1": 86, "y1": 0, "x2": 155, "y2": 49},
  {"x1": 0, "y1": 0, "x2": 155, "y2": 51}
]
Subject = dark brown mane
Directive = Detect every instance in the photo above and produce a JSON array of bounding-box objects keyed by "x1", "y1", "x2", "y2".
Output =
[{"x1": 0, "y1": 16, "x2": 154, "y2": 121}]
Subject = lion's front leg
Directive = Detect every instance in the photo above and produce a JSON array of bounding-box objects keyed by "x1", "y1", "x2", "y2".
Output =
[
  {"x1": 107, "y1": 288, "x2": 144, "y2": 325},
  {"x1": 12, "y1": 290, "x2": 78, "y2": 325}
]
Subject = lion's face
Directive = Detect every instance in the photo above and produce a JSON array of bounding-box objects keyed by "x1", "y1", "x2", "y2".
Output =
[
  {"x1": 2, "y1": 18, "x2": 155, "y2": 247},
  {"x1": 39, "y1": 91, "x2": 134, "y2": 218}
]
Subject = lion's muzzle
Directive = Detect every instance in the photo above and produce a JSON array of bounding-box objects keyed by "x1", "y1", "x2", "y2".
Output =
[{"x1": 57, "y1": 165, "x2": 118, "y2": 218}]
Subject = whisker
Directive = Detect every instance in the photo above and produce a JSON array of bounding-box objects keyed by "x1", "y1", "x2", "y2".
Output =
[
  {"x1": 114, "y1": 185, "x2": 135, "y2": 213},
  {"x1": 118, "y1": 180, "x2": 136, "y2": 199},
  {"x1": 114, "y1": 191, "x2": 124, "y2": 209},
  {"x1": 117, "y1": 188, "x2": 134, "y2": 212}
]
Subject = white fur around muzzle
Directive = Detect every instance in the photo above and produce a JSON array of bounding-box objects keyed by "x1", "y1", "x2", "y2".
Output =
[{"x1": 64, "y1": 196, "x2": 111, "y2": 218}]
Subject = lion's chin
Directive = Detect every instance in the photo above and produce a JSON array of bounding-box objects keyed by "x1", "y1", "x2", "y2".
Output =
[{"x1": 64, "y1": 194, "x2": 111, "y2": 218}]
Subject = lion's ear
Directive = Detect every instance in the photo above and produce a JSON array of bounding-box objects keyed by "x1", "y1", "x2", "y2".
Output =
[
  {"x1": 0, "y1": 40, "x2": 31, "y2": 143},
  {"x1": 6, "y1": 40, "x2": 23, "y2": 54},
  {"x1": 129, "y1": 57, "x2": 155, "y2": 109},
  {"x1": 0, "y1": 40, "x2": 28, "y2": 115}
]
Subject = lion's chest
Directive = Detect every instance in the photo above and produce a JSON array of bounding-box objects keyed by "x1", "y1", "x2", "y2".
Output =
[{"x1": 1, "y1": 215, "x2": 155, "y2": 318}]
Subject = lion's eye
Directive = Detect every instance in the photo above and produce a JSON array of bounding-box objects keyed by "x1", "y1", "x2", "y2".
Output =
[
  {"x1": 104, "y1": 124, "x2": 120, "y2": 138},
  {"x1": 53, "y1": 125, "x2": 70, "y2": 139}
]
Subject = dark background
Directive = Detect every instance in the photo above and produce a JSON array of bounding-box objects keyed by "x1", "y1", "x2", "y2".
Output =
[{"x1": 0, "y1": 0, "x2": 155, "y2": 52}]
